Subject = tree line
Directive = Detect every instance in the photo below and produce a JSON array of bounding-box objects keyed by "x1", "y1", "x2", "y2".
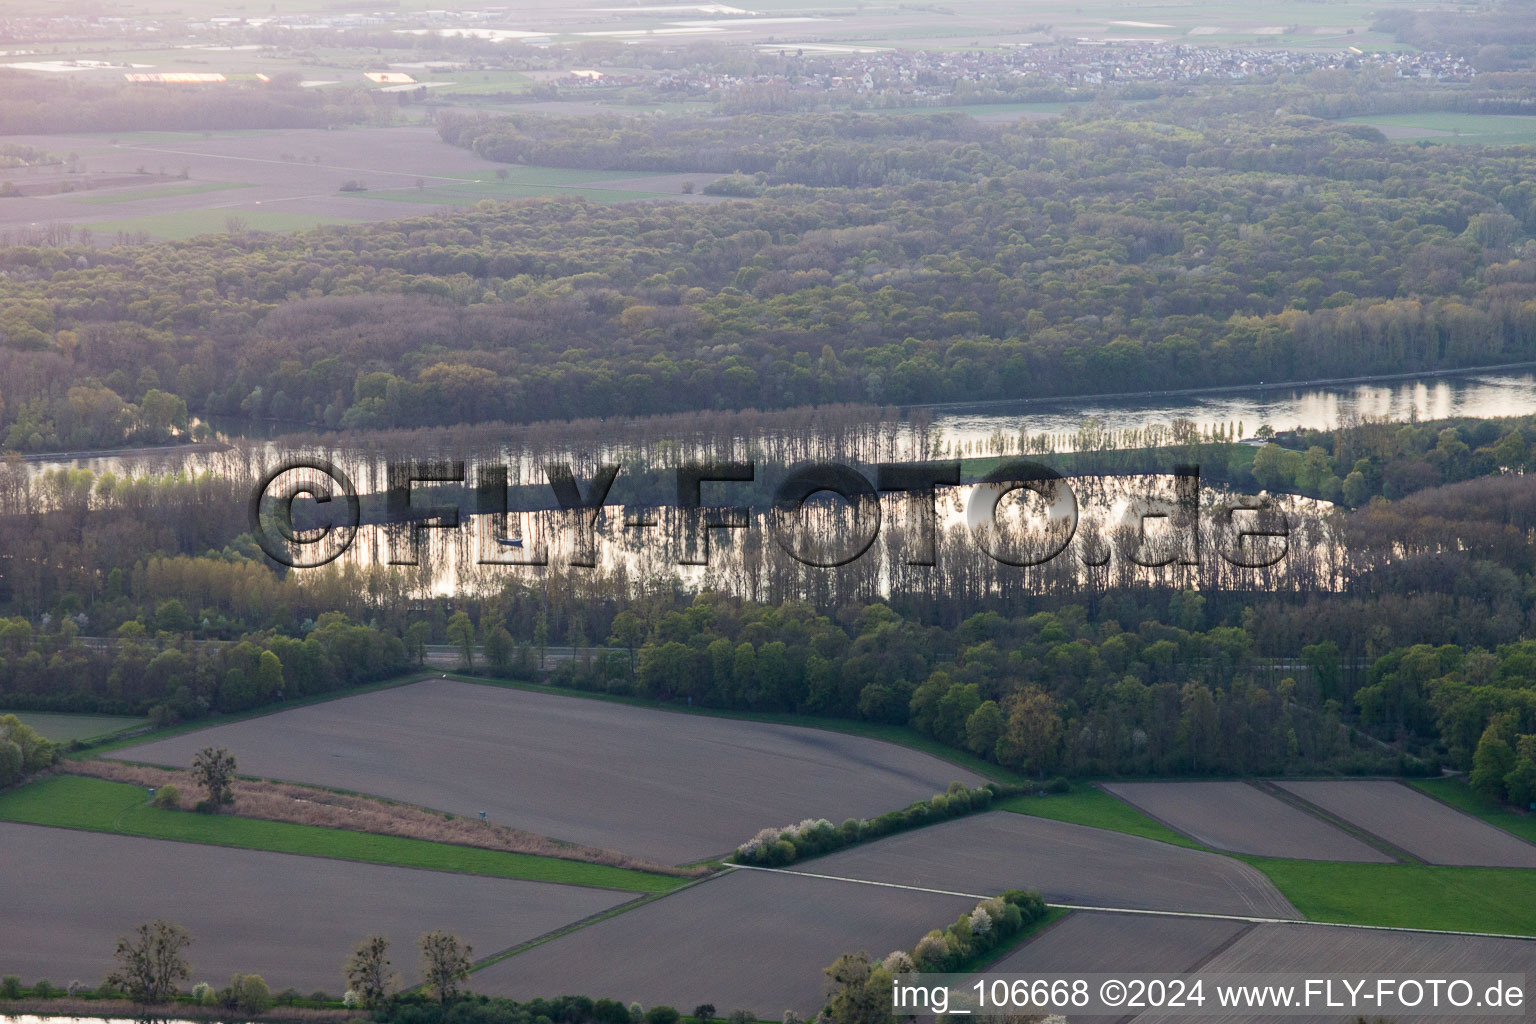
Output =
[{"x1": 9, "y1": 103, "x2": 1536, "y2": 447}]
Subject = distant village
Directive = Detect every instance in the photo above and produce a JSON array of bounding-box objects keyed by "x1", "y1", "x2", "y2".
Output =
[
  {"x1": 652, "y1": 44, "x2": 1475, "y2": 100},
  {"x1": 1, "y1": 3, "x2": 1477, "y2": 103}
]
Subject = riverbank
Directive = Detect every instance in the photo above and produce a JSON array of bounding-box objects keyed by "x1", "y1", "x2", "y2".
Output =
[{"x1": 906, "y1": 359, "x2": 1536, "y2": 415}]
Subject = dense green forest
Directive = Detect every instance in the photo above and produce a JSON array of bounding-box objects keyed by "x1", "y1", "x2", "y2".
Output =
[{"x1": 9, "y1": 96, "x2": 1536, "y2": 449}]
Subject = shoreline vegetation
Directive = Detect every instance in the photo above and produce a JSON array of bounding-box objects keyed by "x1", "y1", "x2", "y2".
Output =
[{"x1": 14, "y1": 361, "x2": 1536, "y2": 464}]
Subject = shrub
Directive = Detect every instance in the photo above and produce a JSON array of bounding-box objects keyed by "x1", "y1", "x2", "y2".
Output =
[
  {"x1": 593, "y1": 998, "x2": 631, "y2": 1024},
  {"x1": 343, "y1": 989, "x2": 360, "y2": 1008},
  {"x1": 31, "y1": 980, "x2": 56, "y2": 999},
  {"x1": 912, "y1": 932, "x2": 949, "y2": 970},
  {"x1": 702, "y1": 174, "x2": 761, "y2": 197},
  {"x1": 192, "y1": 982, "x2": 215, "y2": 1005},
  {"x1": 66, "y1": 980, "x2": 87, "y2": 996},
  {"x1": 193, "y1": 799, "x2": 216, "y2": 814},
  {"x1": 152, "y1": 785, "x2": 181, "y2": 810},
  {"x1": 225, "y1": 974, "x2": 270, "y2": 1014},
  {"x1": 1002, "y1": 889, "x2": 1047, "y2": 923},
  {"x1": 0, "y1": 977, "x2": 21, "y2": 1000},
  {"x1": 643, "y1": 1007, "x2": 681, "y2": 1024},
  {"x1": 1045, "y1": 776, "x2": 1071, "y2": 794},
  {"x1": 732, "y1": 782, "x2": 1003, "y2": 867}
]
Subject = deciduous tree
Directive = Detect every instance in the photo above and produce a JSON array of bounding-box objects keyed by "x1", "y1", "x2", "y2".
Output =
[
  {"x1": 108, "y1": 920, "x2": 192, "y2": 1005},
  {"x1": 419, "y1": 931, "x2": 471, "y2": 1003}
]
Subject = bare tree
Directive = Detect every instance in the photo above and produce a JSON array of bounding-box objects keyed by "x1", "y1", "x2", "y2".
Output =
[
  {"x1": 108, "y1": 920, "x2": 192, "y2": 1005},
  {"x1": 418, "y1": 931, "x2": 471, "y2": 1003},
  {"x1": 345, "y1": 935, "x2": 392, "y2": 1008}
]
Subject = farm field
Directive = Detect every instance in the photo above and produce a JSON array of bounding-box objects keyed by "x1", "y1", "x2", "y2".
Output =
[
  {"x1": 1130, "y1": 921, "x2": 1536, "y2": 1023},
  {"x1": 0, "y1": 775, "x2": 682, "y2": 892},
  {"x1": 109, "y1": 678, "x2": 983, "y2": 863},
  {"x1": 88, "y1": 208, "x2": 363, "y2": 240},
  {"x1": 803, "y1": 811, "x2": 1299, "y2": 919},
  {"x1": 1247, "y1": 857, "x2": 1536, "y2": 935},
  {"x1": 1101, "y1": 781, "x2": 1392, "y2": 862},
  {"x1": 1277, "y1": 779, "x2": 1536, "y2": 868},
  {"x1": 471, "y1": 867, "x2": 972, "y2": 1015},
  {"x1": 70, "y1": 180, "x2": 253, "y2": 204},
  {"x1": 1343, "y1": 112, "x2": 1536, "y2": 145},
  {"x1": 992, "y1": 909, "x2": 1249, "y2": 972},
  {"x1": 1413, "y1": 777, "x2": 1536, "y2": 846},
  {"x1": 989, "y1": 910, "x2": 1251, "y2": 1024},
  {"x1": 0, "y1": 820, "x2": 632, "y2": 992},
  {"x1": 0, "y1": 125, "x2": 712, "y2": 241},
  {"x1": 998, "y1": 786, "x2": 1202, "y2": 848},
  {"x1": 2, "y1": 709, "x2": 147, "y2": 742}
]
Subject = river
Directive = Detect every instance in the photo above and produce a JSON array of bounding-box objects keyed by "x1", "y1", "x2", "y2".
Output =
[
  {"x1": 927, "y1": 366, "x2": 1536, "y2": 452},
  {"x1": 22, "y1": 366, "x2": 1536, "y2": 481}
]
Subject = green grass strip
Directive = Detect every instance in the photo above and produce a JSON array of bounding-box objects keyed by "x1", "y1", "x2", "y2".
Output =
[
  {"x1": 1243, "y1": 857, "x2": 1536, "y2": 936},
  {"x1": 72, "y1": 181, "x2": 252, "y2": 205},
  {"x1": 0, "y1": 776, "x2": 683, "y2": 894},
  {"x1": 1411, "y1": 777, "x2": 1536, "y2": 846},
  {"x1": 997, "y1": 787, "x2": 1204, "y2": 849}
]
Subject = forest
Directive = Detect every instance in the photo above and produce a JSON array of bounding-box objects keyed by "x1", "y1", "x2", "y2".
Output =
[
  {"x1": 1, "y1": 410, "x2": 1533, "y2": 785},
  {"x1": 10, "y1": 92, "x2": 1536, "y2": 448},
  {"x1": 1, "y1": 63, "x2": 1535, "y2": 803}
]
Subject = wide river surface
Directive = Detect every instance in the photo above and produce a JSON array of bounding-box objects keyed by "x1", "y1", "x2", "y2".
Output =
[
  {"x1": 23, "y1": 365, "x2": 1536, "y2": 480},
  {"x1": 928, "y1": 366, "x2": 1536, "y2": 450}
]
